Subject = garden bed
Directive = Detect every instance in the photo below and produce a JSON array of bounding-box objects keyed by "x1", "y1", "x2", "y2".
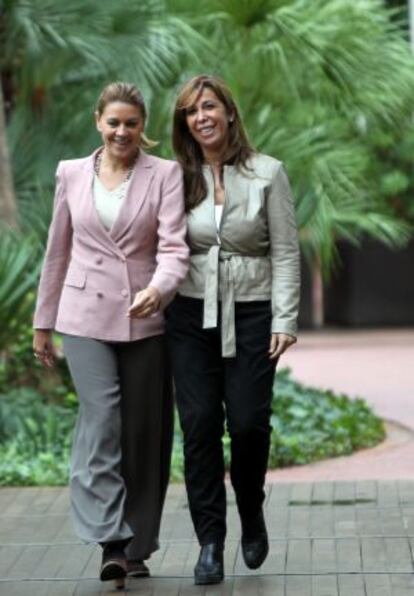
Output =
[{"x1": 0, "y1": 368, "x2": 385, "y2": 486}]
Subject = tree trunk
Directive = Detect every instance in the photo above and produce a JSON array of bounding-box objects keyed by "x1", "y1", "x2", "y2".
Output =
[
  {"x1": 0, "y1": 83, "x2": 17, "y2": 228},
  {"x1": 311, "y1": 259, "x2": 324, "y2": 328}
]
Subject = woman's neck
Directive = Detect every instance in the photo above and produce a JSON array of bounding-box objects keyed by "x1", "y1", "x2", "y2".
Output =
[
  {"x1": 203, "y1": 146, "x2": 227, "y2": 168},
  {"x1": 101, "y1": 148, "x2": 138, "y2": 172}
]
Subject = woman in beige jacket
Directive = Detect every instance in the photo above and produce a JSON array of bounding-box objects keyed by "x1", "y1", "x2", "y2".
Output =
[{"x1": 166, "y1": 74, "x2": 300, "y2": 585}]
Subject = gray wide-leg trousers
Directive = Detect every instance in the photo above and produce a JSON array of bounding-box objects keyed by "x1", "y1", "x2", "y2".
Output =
[{"x1": 62, "y1": 333, "x2": 173, "y2": 560}]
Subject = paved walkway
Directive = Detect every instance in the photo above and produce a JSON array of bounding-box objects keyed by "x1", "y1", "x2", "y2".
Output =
[{"x1": 1, "y1": 482, "x2": 414, "y2": 595}]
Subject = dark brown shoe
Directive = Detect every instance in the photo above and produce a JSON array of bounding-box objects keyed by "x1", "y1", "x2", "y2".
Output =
[
  {"x1": 127, "y1": 559, "x2": 150, "y2": 577},
  {"x1": 100, "y1": 541, "x2": 128, "y2": 582}
]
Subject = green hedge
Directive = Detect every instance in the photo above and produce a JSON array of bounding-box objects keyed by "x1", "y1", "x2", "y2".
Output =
[
  {"x1": 269, "y1": 368, "x2": 385, "y2": 467},
  {"x1": 0, "y1": 368, "x2": 385, "y2": 486}
]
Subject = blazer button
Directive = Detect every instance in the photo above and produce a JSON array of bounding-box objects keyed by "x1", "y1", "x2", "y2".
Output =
[
  {"x1": 121, "y1": 289, "x2": 128, "y2": 297},
  {"x1": 96, "y1": 291, "x2": 104, "y2": 298},
  {"x1": 95, "y1": 256, "x2": 103, "y2": 265}
]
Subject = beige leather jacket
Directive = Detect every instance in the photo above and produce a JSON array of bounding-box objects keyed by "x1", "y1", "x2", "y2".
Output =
[{"x1": 178, "y1": 153, "x2": 300, "y2": 357}]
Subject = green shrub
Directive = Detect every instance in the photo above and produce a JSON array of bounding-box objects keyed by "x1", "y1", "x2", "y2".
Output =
[
  {"x1": 0, "y1": 387, "x2": 73, "y2": 486},
  {"x1": 0, "y1": 368, "x2": 385, "y2": 486},
  {"x1": 0, "y1": 444, "x2": 70, "y2": 486},
  {"x1": 269, "y1": 368, "x2": 385, "y2": 467}
]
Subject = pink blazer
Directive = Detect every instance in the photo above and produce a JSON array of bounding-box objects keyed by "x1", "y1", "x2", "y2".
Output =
[{"x1": 33, "y1": 149, "x2": 189, "y2": 342}]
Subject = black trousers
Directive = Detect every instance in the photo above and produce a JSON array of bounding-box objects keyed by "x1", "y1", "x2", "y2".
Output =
[{"x1": 166, "y1": 295, "x2": 276, "y2": 545}]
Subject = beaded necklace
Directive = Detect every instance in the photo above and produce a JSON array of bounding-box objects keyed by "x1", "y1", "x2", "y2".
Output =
[{"x1": 94, "y1": 148, "x2": 137, "y2": 183}]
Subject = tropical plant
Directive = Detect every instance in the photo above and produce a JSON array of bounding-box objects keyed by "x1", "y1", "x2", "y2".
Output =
[
  {"x1": 0, "y1": 230, "x2": 39, "y2": 352},
  {"x1": 167, "y1": 0, "x2": 414, "y2": 270},
  {"x1": 4, "y1": 0, "x2": 412, "y2": 263},
  {"x1": 364, "y1": 125, "x2": 414, "y2": 224},
  {"x1": 1, "y1": 0, "x2": 203, "y2": 235}
]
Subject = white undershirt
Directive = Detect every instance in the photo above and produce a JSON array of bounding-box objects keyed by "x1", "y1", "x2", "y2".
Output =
[
  {"x1": 93, "y1": 174, "x2": 132, "y2": 230},
  {"x1": 215, "y1": 204, "x2": 224, "y2": 230},
  {"x1": 215, "y1": 204, "x2": 223, "y2": 244}
]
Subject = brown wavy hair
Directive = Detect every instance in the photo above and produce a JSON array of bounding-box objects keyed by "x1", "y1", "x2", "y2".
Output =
[
  {"x1": 96, "y1": 82, "x2": 157, "y2": 150},
  {"x1": 172, "y1": 74, "x2": 254, "y2": 210}
]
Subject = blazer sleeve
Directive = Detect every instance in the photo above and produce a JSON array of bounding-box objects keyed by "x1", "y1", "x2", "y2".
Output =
[
  {"x1": 33, "y1": 162, "x2": 73, "y2": 329},
  {"x1": 267, "y1": 162, "x2": 301, "y2": 336},
  {"x1": 149, "y1": 161, "x2": 189, "y2": 306}
]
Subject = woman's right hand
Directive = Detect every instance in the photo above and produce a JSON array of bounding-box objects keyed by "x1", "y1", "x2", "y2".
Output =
[
  {"x1": 33, "y1": 329, "x2": 56, "y2": 368},
  {"x1": 128, "y1": 286, "x2": 161, "y2": 318}
]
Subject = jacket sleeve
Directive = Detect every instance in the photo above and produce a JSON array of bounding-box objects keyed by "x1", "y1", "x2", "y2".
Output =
[
  {"x1": 267, "y1": 162, "x2": 301, "y2": 336},
  {"x1": 149, "y1": 161, "x2": 189, "y2": 307},
  {"x1": 33, "y1": 162, "x2": 73, "y2": 329}
]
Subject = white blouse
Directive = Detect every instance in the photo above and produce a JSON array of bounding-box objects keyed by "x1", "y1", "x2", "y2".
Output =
[
  {"x1": 93, "y1": 174, "x2": 132, "y2": 230},
  {"x1": 215, "y1": 204, "x2": 223, "y2": 243}
]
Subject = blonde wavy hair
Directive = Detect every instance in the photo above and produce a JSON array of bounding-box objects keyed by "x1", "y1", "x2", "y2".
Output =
[{"x1": 96, "y1": 82, "x2": 157, "y2": 149}]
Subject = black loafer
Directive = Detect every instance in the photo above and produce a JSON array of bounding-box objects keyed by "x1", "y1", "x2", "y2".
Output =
[
  {"x1": 194, "y1": 543, "x2": 224, "y2": 585},
  {"x1": 241, "y1": 509, "x2": 269, "y2": 570}
]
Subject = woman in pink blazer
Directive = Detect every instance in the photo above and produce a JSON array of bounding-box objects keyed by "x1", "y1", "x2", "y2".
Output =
[{"x1": 33, "y1": 82, "x2": 189, "y2": 587}]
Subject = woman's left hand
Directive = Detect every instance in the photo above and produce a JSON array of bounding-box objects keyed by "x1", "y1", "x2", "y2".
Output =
[
  {"x1": 269, "y1": 333, "x2": 297, "y2": 360},
  {"x1": 128, "y1": 286, "x2": 161, "y2": 318}
]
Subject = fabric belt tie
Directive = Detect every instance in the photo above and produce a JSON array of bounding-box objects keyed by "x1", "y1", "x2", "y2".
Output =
[{"x1": 201, "y1": 246, "x2": 241, "y2": 358}]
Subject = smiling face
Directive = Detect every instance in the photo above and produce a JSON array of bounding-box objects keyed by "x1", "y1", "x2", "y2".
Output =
[
  {"x1": 95, "y1": 101, "x2": 144, "y2": 163},
  {"x1": 185, "y1": 87, "x2": 232, "y2": 159}
]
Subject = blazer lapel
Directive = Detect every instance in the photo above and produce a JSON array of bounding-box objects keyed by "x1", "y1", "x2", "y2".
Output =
[{"x1": 109, "y1": 150, "x2": 154, "y2": 244}]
